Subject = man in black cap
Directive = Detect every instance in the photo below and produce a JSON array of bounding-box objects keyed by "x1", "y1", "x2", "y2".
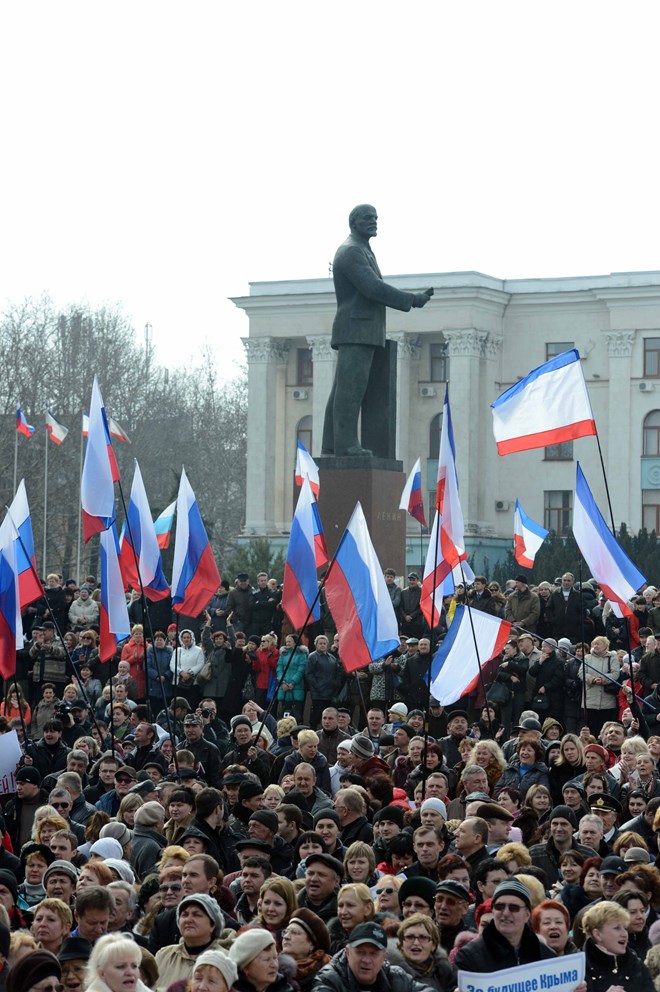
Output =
[
  {"x1": 182, "y1": 714, "x2": 222, "y2": 787},
  {"x1": 439, "y1": 710, "x2": 469, "y2": 768},
  {"x1": 24, "y1": 718, "x2": 70, "y2": 779},
  {"x1": 400, "y1": 573, "x2": 424, "y2": 640},
  {"x1": 297, "y1": 852, "x2": 342, "y2": 922},
  {"x1": 475, "y1": 802, "x2": 514, "y2": 854},
  {"x1": 504, "y1": 574, "x2": 541, "y2": 633},
  {"x1": 433, "y1": 880, "x2": 472, "y2": 951},
  {"x1": 589, "y1": 794, "x2": 623, "y2": 850},
  {"x1": 155, "y1": 696, "x2": 190, "y2": 740},
  {"x1": 226, "y1": 574, "x2": 253, "y2": 630},
  {"x1": 314, "y1": 921, "x2": 432, "y2": 992},
  {"x1": 4, "y1": 766, "x2": 47, "y2": 848},
  {"x1": 221, "y1": 717, "x2": 271, "y2": 786},
  {"x1": 248, "y1": 809, "x2": 293, "y2": 875},
  {"x1": 528, "y1": 805, "x2": 597, "y2": 885},
  {"x1": 455, "y1": 878, "x2": 556, "y2": 972},
  {"x1": 228, "y1": 780, "x2": 265, "y2": 837}
]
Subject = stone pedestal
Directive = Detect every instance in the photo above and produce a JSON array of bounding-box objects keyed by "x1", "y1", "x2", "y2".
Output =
[{"x1": 317, "y1": 457, "x2": 406, "y2": 575}]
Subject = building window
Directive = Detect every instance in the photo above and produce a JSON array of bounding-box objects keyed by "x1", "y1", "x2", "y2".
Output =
[
  {"x1": 544, "y1": 490, "x2": 572, "y2": 536},
  {"x1": 643, "y1": 410, "x2": 660, "y2": 455},
  {"x1": 430, "y1": 343, "x2": 448, "y2": 382},
  {"x1": 644, "y1": 339, "x2": 660, "y2": 378},
  {"x1": 296, "y1": 348, "x2": 313, "y2": 386},
  {"x1": 546, "y1": 341, "x2": 574, "y2": 361},
  {"x1": 643, "y1": 490, "x2": 660, "y2": 533},
  {"x1": 429, "y1": 413, "x2": 442, "y2": 460},
  {"x1": 545, "y1": 441, "x2": 574, "y2": 461},
  {"x1": 296, "y1": 415, "x2": 312, "y2": 455}
]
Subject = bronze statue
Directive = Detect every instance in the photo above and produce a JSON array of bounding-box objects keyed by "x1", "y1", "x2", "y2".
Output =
[{"x1": 321, "y1": 204, "x2": 433, "y2": 457}]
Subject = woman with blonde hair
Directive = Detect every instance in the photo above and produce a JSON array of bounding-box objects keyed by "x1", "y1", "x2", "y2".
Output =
[
  {"x1": 549, "y1": 734, "x2": 586, "y2": 804},
  {"x1": 263, "y1": 785, "x2": 285, "y2": 810},
  {"x1": 328, "y1": 882, "x2": 375, "y2": 954},
  {"x1": 374, "y1": 875, "x2": 403, "y2": 914},
  {"x1": 31, "y1": 898, "x2": 72, "y2": 955},
  {"x1": 612, "y1": 736, "x2": 650, "y2": 791},
  {"x1": 33, "y1": 812, "x2": 68, "y2": 846},
  {"x1": 87, "y1": 933, "x2": 152, "y2": 992},
  {"x1": 342, "y1": 841, "x2": 376, "y2": 885},
  {"x1": 118, "y1": 793, "x2": 144, "y2": 828},
  {"x1": 496, "y1": 842, "x2": 532, "y2": 873},
  {"x1": 390, "y1": 913, "x2": 455, "y2": 991},
  {"x1": 246, "y1": 877, "x2": 297, "y2": 947},
  {"x1": 578, "y1": 636, "x2": 621, "y2": 737},
  {"x1": 472, "y1": 739, "x2": 506, "y2": 791},
  {"x1": 582, "y1": 900, "x2": 655, "y2": 991}
]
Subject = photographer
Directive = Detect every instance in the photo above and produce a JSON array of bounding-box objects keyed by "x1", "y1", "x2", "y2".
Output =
[
  {"x1": 221, "y1": 716, "x2": 272, "y2": 787},
  {"x1": 23, "y1": 718, "x2": 70, "y2": 777}
]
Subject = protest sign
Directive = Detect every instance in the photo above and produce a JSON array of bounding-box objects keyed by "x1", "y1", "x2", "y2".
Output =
[
  {"x1": 458, "y1": 951, "x2": 585, "y2": 992},
  {"x1": 0, "y1": 730, "x2": 24, "y2": 795}
]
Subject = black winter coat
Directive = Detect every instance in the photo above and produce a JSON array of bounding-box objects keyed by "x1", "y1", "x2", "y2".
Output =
[
  {"x1": 454, "y1": 920, "x2": 555, "y2": 972},
  {"x1": 314, "y1": 949, "x2": 435, "y2": 992},
  {"x1": 529, "y1": 652, "x2": 565, "y2": 713},
  {"x1": 584, "y1": 936, "x2": 654, "y2": 992}
]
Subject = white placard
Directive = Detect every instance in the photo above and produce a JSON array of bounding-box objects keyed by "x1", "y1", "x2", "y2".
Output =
[
  {"x1": 0, "y1": 731, "x2": 26, "y2": 795},
  {"x1": 458, "y1": 951, "x2": 585, "y2": 992}
]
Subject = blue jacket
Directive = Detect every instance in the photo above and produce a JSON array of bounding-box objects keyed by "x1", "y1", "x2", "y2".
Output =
[
  {"x1": 277, "y1": 646, "x2": 308, "y2": 702},
  {"x1": 95, "y1": 789, "x2": 121, "y2": 816},
  {"x1": 146, "y1": 644, "x2": 173, "y2": 697}
]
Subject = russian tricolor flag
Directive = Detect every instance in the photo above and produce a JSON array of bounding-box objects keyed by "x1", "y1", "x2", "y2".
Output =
[
  {"x1": 491, "y1": 349, "x2": 596, "y2": 455},
  {"x1": 80, "y1": 378, "x2": 120, "y2": 543},
  {"x1": 573, "y1": 463, "x2": 646, "y2": 618},
  {"x1": 0, "y1": 513, "x2": 24, "y2": 680},
  {"x1": 430, "y1": 605, "x2": 511, "y2": 705},
  {"x1": 171, "y1": 468, "x2": 221, "y2": 617},
  {"x1": 324, "y1": 502, "x2": 399, "y2": 672},
  {"x1": 311, "y1": 500, "x2": 329, "y2": 568},
  {"x1": 399, "y1": 458, "x2": 427, "y2": 527},
  {"x1": 295, "y1": 440, "x2": 320, "y2": 497},
  {"x1": 282, "y1": 477, "x2": 321, "y2": 630},
  {"x1": 8, "y1": 481, "x2": 43, "y2": 608},
  {"x1": 513, "y1": 499, "x2": 548, "y2": 568},
  {"x1": 154, "y1": 501, "x2": 176, "y2": 550},
  {"x1": 120, "y1": 461, "x2": 170, "y2": 601},
  {"x1": 45, "y1": 411, "x2": 69, "y2": 445},
  {"x1": 16, "y1": 407, "x2": 35, "y2": 438},
  {"x1": 99, "y1": 525, "x2": 131, "y2": 662}
]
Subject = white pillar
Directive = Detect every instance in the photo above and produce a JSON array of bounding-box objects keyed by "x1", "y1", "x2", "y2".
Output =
[
  {"x1": 444, "y1": 328, "x2": 488, "y2": 533},
  {"x1": 306, "y1": 335, "x2": 335, "y2": 457},
  {"x1": 390, "y1": 332, "x2": 421, "y2": 465},
  {"x1": 242, "y1": 337, "x2": 290, "y2": 534},
  {"x1": 605, "y1": 330, "x2": 635, "y2": 527}
]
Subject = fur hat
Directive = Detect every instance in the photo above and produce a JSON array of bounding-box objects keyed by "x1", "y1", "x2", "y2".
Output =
[{"x1": 288, "y1": 907, "x2": 331, "y2": 953}]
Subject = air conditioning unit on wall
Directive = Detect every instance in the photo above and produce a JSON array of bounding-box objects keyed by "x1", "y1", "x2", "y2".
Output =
[
  {"x1": 292, "y1": 388, "x2": 308, "y2": 400},
  {"x1": 495, "y1": 500, "x2": 511, "y2": 511},
  {"x1": 640, "y1": 382, "x2": 655, "y2": 392},
  {"x1": 419, "y1": 385, "x2": 436, "y2": 398}
]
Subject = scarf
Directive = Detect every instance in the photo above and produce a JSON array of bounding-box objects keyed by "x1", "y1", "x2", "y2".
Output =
[{"x1": 293, "y1": 950, "x2": 331, "y2": 979}]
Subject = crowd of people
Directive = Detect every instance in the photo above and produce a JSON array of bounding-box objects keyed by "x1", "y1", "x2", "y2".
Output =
[{"x1": 4, "y1": 567, "x2": 660, "y2": 992}]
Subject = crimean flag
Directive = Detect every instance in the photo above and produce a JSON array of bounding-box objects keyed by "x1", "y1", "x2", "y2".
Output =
[
  {"x1": 573, "y1": 462, "x2": 646, "y2": 618},
  {"x1": 108, "y1": 417, "x2": 130, "y2": 442},
  {"x1": 295, "y1": 440, "x2": 320, "y2": 497},
  {"x1": 16, "y1": 407, "x2": 35, "y2": 437},
  {"x1": 120, "y1": 461, "x2": 170, "y2": 601},
  {"x1": 0, "y1": 512, "x2": 24, "y2": 680},
  {"x1": 80, "y1": 378, "x2": 120, "y2": 543},
  {"x1": 171, "y1": 468, "x2": 221, "y2": 617},
  {"x1": 430, "y1": 605, "x2": 511, "y2": 705},
  {"x1": 154, "y1": 501, "x2": 176, "y2": 550},
  {"x1": 311, "y1": 499, "x2": 329, "y2": 568},
  {"x1": 513, "y1": 499, "x2": 549, "y2": 568},
  {"x1": 99, "y1": 525, "x2": 131, "y2": 662},
  {"x1": 491, "y1": 349, "x2": 596, "y2": 455},
  {"x1": 399, "y1": 458, "x2": 427, "y2": 527},
  {"x1": 282, "y1": 476, "x2": 322, "y2": 629},
  {"x1": 324, "y1": 502, "x2": 400, "y2": 672},
  {"x1": 7, "y1": 481, "x2": 43, "y2": 608},
  {"x1": 45, "y1": 411, "x2": 69, "y2": 445}
]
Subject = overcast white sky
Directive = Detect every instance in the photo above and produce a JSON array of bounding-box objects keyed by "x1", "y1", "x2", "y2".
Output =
[{"x1": 2, "y1": 2, "x2": 659, "y2": 378}]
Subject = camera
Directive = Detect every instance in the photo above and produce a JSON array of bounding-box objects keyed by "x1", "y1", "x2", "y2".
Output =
[{"x1": 202, "y1": 708, "x2": 212, "y2": 718}]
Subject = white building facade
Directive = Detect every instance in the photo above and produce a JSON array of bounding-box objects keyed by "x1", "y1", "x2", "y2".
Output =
[{"x1": 232, "y1": 270, "x2": 660, "y2": 572}]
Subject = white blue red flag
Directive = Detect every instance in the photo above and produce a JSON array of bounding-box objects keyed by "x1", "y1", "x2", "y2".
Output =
[
  {"x1": 171, "y1": 468, "x2": 221, "y2": 617},
  {"x1": 7, "y1": 481, "x2": 43, "y2": 608},
  {"x1": 154, "y1": 501, "x2": 176, "y2": 550},
  {"x1": 295, "y1": 440, "x2": 320, "y2": 497},
  {"x1": 282, "y1": 477, "x2": 321, "y2": 630},
  {"x1": 0, "y1": 513, "x2": 24, "y2": 680},
  {"x1": 573, "y1": 463, "x2": 646, "y2": 618},
  {"x1": 513, "y1": 499, "x2": 549, "y2": 568},
  {"x1": 80, "y1": 378, "x2": 120, "y2": 543},
  {"x1": 311, "y1": 500, "x2": 329, "y2": 568},
  {"x1": 99, "y1": 525, "x2": 131, "y2": 662},
  {"x1": 491, "y1": 349, "x2": 596, "y2": 455},
  {"x1": 421, "y1": 387, "x2": 471, "y2": 625},
  {"x1": 399, "y1": 458, "x2": 427, "y2": 527},
  {"x1": 45, "y1": 411, "x2": 69, "y2": 445},
  {"x1": 430, "y1": 605, "x2": 511, "y2": 705},
  {"x1": 120, "y1": 461, "x2": 170, "y2": 601},
  {"x1": 324, "y1": 502, "x2": 399, "y2": 672},
  {"x1": 16, "y1": 407, "x2": 35, "y2": 438},
  {"x1": 82, "y1": 413, "x2": 129, "y2": 442}
]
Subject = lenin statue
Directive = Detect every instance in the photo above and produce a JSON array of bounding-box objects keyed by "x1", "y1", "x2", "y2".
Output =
[{"x1": 321, "y1": 204, "x2": 433, "y2": 457}]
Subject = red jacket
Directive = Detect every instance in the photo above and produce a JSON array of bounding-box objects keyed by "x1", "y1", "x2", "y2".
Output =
[
  {"x1": 253, "y1": 646, "x2": 278, "y2": 689},
  {"x1": 121, "y1": 637, "x2": 147, "y2": 698}
]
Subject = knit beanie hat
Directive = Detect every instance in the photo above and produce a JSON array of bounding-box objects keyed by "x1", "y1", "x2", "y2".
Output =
[
  {"x1": 193, "y1": 949, "x2": 238, "y2": 989},
  {"x1": 0, "y1": 869, "x2": 18, "y2": 902},
  {"x1": 313, "y1": 809, "x2": 340, "y2": 828},
  {"x1": 104, "y1": 859, "x2": 136, "y2": 884},
  {"x1": 420, "y1": 797, "x2": 448, "y2": 819},
  {"x1": 238, "y1": 781, "x2": 263, "y2": 802},
  {"x1": 44, "y1": 860, "x2": 79, "y2": 885},
  {"x1": 351, "y1": 735, "x2": 374, "y2": 761},
  {"x1": 548, "y1": 805, "x2": 577, "y2": 828},
  {"x1": 373, "y1": 805, "x2": 404, "y2": 828},
  {"x1": 90, "y1": 838, "x2": 123, "y2": 860},
  {"x1": 492, "y1": 878, "x2": 532, "y2": 910},
  {"x1": 398, "y1": 876, "x2": 437, "y2": 910},
  {"x1": 288, "y1": 908, "x2": 331, "y2": 954},
  {"x1": 99, "y1": 822, "x2": 133, "y2": 847},
  {"x1": 229, "y1": 929, "x2": 276, "y2": 970},
  {"x1": 249, "y1": 809, "x2": 278, "y2": 834},
  {"x1": 177, "y1": 893, "x2": 224, "y2": 935},
  {"x1": 7, "y1": 951, "x2": 60, "y2": 992}
]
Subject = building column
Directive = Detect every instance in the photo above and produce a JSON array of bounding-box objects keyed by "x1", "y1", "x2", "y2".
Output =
[
  {"x1": 390, "y1": 332, "x2": 421, "y2": 467},
  {"x1": 306, "y1": 335, "x2": 335, "y2": 457},
  {"x1": 444, "y1": 328, "x2": 488, "y2": 533},
  {"x1": 605, "y1": 330, "x2": 635, "y2": 527},
  {"x1": 242, "y1": 337, "x2": 290, "y2": 535}
]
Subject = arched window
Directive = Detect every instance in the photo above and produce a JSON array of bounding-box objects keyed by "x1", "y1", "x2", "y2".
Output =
[
  {"x1": 643, "y1": 410, "x2": 660, "y2": 456},
  {"x1": 296, "y1": 415, "x2": 313, "y2": 455},
  {"x1": 429, "y1": 413, "x2": 442, "y2": 460}
]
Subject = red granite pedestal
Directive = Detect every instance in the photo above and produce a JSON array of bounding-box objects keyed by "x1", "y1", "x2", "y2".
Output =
[{"x1": 317, "y1": 457, "x2": 406, "y2": 576}]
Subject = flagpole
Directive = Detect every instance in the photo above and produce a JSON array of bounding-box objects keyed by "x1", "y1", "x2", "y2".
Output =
[
  {"x1": 419, "y1": 522, "x2": 424, "y2": 575},
  {"x1": 42, "y1": 425, "x2": 49, "y2": 575},
  {"x1": 578, "y1": 553, "x2": 589, "y2": 731},
  {"x1": 13, "y1": 430, "x2": 18, "y2": 497},
  {"x1": 421, "y1": 509, "x2": 442, "y2": 799},
  {"x1": 593, "y1": 431, "x2": 618, "y2": 538},
  {"x1": 459, "y1": 565, "x2": 494, "y2": 737},
  {"x1": 76, "y1": 413, "x2": 84, "y2": 582},
  {"x1": 11, "y1": 682, "x2": 30, "y2": 749}
]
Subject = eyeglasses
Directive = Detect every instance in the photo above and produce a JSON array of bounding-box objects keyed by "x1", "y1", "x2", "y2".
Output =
[
  {"x1": 402, "y1": 934, "x2": 432, "y2": 944},
  {"x1": 52, "y1": 802, "x2": 71, "y2": 809},
  {"x1": 115, "y1": 777, "x2": 132, "y2": 784},
  {"x1": 493, "y1": 902, "x2": 526, "y2": 913},
  {"x1": 159, "y1": 883, "x2": 182, "y2": 892},
  {"x1": 35, "y1": 984, "x2": 64, "y2": 992},
  {"x1": 377, "y1": 887, "x2": 396, "y2": 895}
]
